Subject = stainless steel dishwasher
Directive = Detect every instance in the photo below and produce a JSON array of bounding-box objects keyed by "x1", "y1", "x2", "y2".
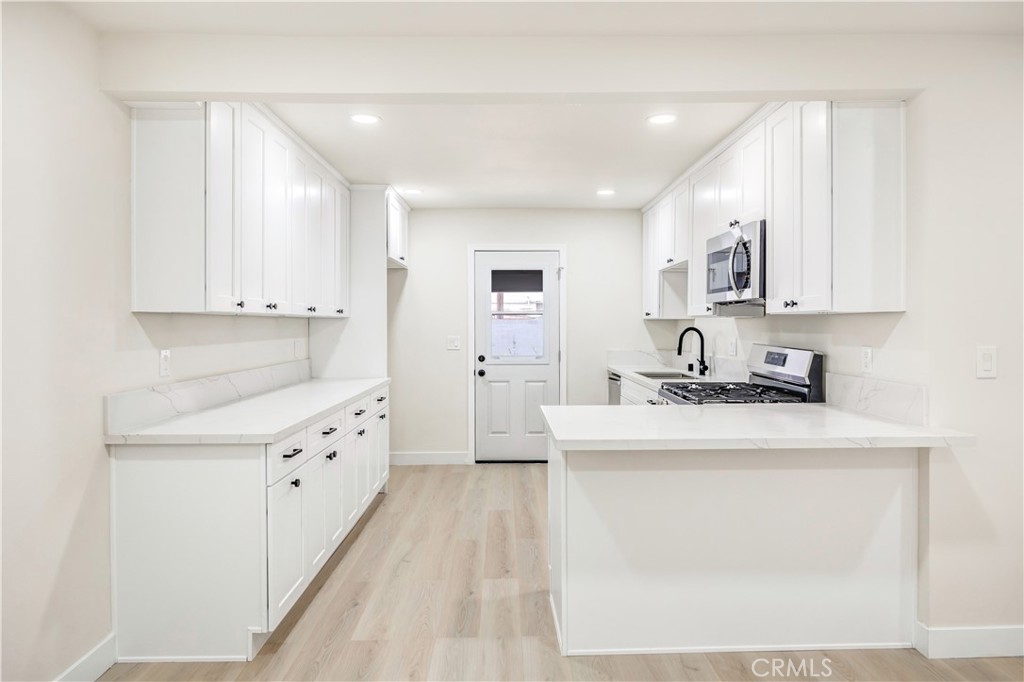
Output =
[{"x1": 607, "y1": 372, "x2": 622, "y2": 405}]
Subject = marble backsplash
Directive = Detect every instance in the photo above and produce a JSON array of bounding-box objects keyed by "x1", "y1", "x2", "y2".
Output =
[
  {"x1": 825, "y1": 373, "x2": 928, "y2": 426},
  {"x1": 105, "y1": 359, "x2": 312, "y2": 434}
]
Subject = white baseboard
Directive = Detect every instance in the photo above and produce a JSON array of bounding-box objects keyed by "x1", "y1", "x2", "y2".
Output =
[
  {"x1": 914, "y1": 621, "x2": 1024, "y2": 659},
  {"x1": 390, "y1": 451, "x2": 472, "y2": 465},
  {"x1": 57, "y1": 633, "x2": 116, "y2": 682}
]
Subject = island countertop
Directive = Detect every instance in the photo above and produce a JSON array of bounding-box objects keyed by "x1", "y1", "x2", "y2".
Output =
[{"x1": 540, "y1": 403, "x2": 973, "y2": 451}]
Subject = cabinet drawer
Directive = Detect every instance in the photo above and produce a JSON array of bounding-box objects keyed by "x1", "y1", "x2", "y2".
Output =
[
  {"x1": 306, "y1": 411, "x2": 345, "y2": 451},
  {"x1": 621, "y1": 380, "x2": 659, "y2": 406},
  {"x1": 267, "y1": 430, "x2": 309, "y2": 485},
  {"x1": 346, "y1": 398, "x2": 371, "y2": 427},
  {"x1": 370, "y1": 388, "x2": 389, "y2": 410}
]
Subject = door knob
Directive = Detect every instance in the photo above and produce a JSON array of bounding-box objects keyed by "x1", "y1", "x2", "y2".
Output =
[
  {"x1": 477, "y1": 369, "x2": 486, "y2": 377},
  {"x1": 478, "y1": 355, "x2": 485, "y2": 362}
]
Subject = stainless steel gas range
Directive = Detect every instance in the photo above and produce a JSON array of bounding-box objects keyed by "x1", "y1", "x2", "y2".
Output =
[{"x1": 658, "y1": 343, "x2": 825, "y2": 405}]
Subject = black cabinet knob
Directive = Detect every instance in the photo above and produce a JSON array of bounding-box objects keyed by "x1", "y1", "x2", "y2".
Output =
[
  {"x1": 478, "y1": 355, "x2": 485, "y2": 362},
  {"x1": 477, "y1": 369, "x2": 486, "y2": 377},
  {"x1": 783, "y1": 301, "x2": 791, "y2": 308},
  {"x1": 357, "y1": 429, "x2": 366, "y2": 437},
  {"x1": 307, "y1": 306, "x2": 316, "y2": 313},
  {"x1": 291, "y1": 479, "x2": 301, "y2": 488},
  {"x1": 399, "y1": 256, "x2": 405, "y2": 261},
  {"x1": 336, "y1": 309, "x2": 344, "y2": 314},
  {"x1": 379, "y1": 414, "x2": 387, "y2": 420},
  {"x1": 666, "y1": 258, "x2": 674, "y2": 263},
  {"x1": 706, "y1": 306, "x2": 712, "y2": 312},
  {"x1": 236, "y1": 301, "x2": 245, "y2": 308},
  {"x1": 266, "y1": 302, "x2": 278, "y2": 310},
  {"x1": 791, "y1": 300, "x2": 798, "y2": 307},
  {"x1": 644, "y1": 312, "x2": 651, "y2": 317}
]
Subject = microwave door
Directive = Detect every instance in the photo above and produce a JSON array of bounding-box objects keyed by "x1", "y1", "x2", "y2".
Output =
[{"x1": 707, "y1": 236, "x2": 750, "y2": 303}]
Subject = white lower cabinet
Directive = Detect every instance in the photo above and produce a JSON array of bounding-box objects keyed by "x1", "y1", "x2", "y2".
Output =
[
  {"x1": 267, "y1": 470, "x2": 306, "y2": 629},
  {"x1": 111, "y1": 381, "x2": 390, "y2": 661}
]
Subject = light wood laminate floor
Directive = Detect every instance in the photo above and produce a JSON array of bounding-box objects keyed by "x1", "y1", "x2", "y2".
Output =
[{"x1": 101, "y1": 464, "x2": 1022, "y2": 682}]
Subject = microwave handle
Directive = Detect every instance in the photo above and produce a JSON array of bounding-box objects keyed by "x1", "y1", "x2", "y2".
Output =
[{"x1": 728, "y1": 238, "x2": 742, "y2": 297}]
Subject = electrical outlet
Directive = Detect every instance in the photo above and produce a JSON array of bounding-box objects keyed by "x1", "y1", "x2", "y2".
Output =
[
  {"x1": 294, "y1": 339, "x2": 308, "y2": 359},
  {"x1": 727, "y1": 339, "x2": 738, "y2": 357},
  {"x1": 446, "y1": 335, "x2": 461, "y2": 351},
  {"x1": 861, "y1": 347, "x2": 873, "y2": 374},
  {"x1": 159, "y1": 349, "x2": 171, "y2": 377},
  {"x1": 976, "y1": 346, "x2": 997, "y2": 379}
]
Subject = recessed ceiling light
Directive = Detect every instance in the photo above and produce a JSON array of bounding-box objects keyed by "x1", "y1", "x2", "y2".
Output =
[
  {"x1": 350, "y1": 113, "x2": 381, "y2": 125},
  {"x1": 646, "y1": 113, "x2": 677, "y2": 125},
  {"x1": 596, "y1": 189, "x2": 616, "y2": 196},
  {"x1": 402, "y1": 189, "x2": 423, "y2": 195}
]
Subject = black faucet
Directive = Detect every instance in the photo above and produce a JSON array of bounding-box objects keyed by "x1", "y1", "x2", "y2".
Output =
[{"x1": 677, "y1": 327, "x2": 709, "y2": 376}]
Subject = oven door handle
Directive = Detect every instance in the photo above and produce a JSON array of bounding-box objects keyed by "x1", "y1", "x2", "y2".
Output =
[{"x1": 728, "y1": 238, "x2": 742, "y2": 298}]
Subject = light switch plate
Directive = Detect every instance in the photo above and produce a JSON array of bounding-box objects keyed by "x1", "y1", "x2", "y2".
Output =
[
  {"x1": 447, "y1": 335, "x2": 461, "y2": 351},
  {"x1": 159, "y1": 349, "x2": 171, "y2": 377},
  {"x1": 976, "y1": 346, "x2": 997, "y2": 379}
]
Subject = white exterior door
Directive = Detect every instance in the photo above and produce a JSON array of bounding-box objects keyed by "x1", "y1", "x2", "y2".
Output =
[{"x1": 474, "y1": 251, "x2": 560, "y2": 462}]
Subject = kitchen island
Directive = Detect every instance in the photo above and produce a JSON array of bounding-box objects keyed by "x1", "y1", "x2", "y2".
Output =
[{"x1": 540, "y1": 403, "x2": 972, "y2": 657}]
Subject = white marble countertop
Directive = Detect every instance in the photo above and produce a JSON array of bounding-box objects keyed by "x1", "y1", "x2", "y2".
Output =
[
  {"x1": 106, "y1": 378, "x2": 389, "y2": 445},
  {"x1": 540, "y1": 403, "x2": 973, "y2": 451}
]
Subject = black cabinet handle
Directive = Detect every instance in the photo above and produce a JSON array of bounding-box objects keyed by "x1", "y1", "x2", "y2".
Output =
[
  {"x1": 307, "y1": 306, "x2": 317, "y2": 313},
  {"x1": 478, "y1": 355, "x2": 485, "y2": 362},
  {"x1": 357, "y1": 429, "x2": 366, "y2": 437},
  {"x1": 291, "y1": 478, "x2": 301, "y2": 487},
  {"x1": 336, "y1": 309, "x2": 344, "y2": 314},
  {"x1": 376, "y1": 396, "x2": 386, "y2": 402},
  {"x1": 354, "y1": 409, "x2": 366, "y2": 416},
  {"x1": 283, "y1": 447, "x2": 303, "y2": 459},
  {"x1": 236, "y1": 301, "x2": 245, "y2": 309},
  {"x1": 477, "y1": 369, "x2": 486, "y2": 377},
  {"x1": 321, "y1": 426, "x2": 337, "y2": 436},
  {"x1": 379, "y1": 414, "x2": 387, "y2": 420},
  {"x1": 646, "y1": 399, "x2": 657, "y2": 405}
]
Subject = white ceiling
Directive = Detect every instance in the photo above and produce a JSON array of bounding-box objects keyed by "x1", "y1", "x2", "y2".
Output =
[
  {"x1": 269, "y1": 101, "x2": 762, "y2": 208},
  {"x1": 69, "y1": 2, "x2": 1024, "y2": 37},
  {"x1": 70, "y1": 1, "x2": 1021, "y2": 209}
]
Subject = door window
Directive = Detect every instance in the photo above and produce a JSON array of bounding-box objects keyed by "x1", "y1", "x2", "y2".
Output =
[{"x1": 490, "y1": 270, "x2": 544, "y2": 360}]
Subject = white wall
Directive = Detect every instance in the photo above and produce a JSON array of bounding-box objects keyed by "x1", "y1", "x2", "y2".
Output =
[
  {"x1": 0, "y1": 6, "x2": 308, "y2": 679},
  {"x1": 387, "y1": 209, "x2": 674, "y2": 454}
]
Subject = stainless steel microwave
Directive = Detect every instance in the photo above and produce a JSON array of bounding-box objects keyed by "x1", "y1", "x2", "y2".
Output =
[{"x1": 706, "y1": 219, "x2": 766, "y2": 306}]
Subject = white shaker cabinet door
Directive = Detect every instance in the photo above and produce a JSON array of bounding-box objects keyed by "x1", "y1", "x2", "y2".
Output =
[
  {"x1": 641, "y1": 209, "x2": 659, "y2": 319},
  {"x1": 668, "y1": 179, "x2": 691, "y2": 268},
  {"x1": 267, "y1": 472, "x2": 305, "y2": 629},
  {"x1": 738, "y1": 122, "x2": 766, "y2": 225},
  {"x1": 303, "y1": 164, "x2": 325, "y2": 316},
  {"x1": 300, "y1": 453, "x2": 328, "y2": 576},
  {"x1": 240, "y1": 105, "x2": 290, "y2": 314},
  {"x1": 333, "y1": 184, "x2": 351, "y2": 317},
  {"x1": 205, "y1": 102, "x2": 242, "y2": 313},
  {"x1": 323, "y1": 443, "x2": 345, "y2": 550},
  {"x1": 355, "y1": 424, "x2": 372, "y2": 513},
  {"x1": 318, "y1": 177, "x2": 339, "y2": 317},
  {"x1": 341, "y1": 430, "x2": 360, "y2": 528},
  {"x1": 377, "y1": 409, "x2": 390, "y2": 486},
  {"x1": 688, "y1": 162, "x2": 719, "y2": 317},
  {"x1": 287, "y1": 150, "x2": 310, "y2": 315}
]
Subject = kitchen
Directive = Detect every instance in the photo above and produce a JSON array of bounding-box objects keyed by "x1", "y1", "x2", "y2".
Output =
[{"x1": 2, "y1": 2, "x2": 1022, "y2": 682}]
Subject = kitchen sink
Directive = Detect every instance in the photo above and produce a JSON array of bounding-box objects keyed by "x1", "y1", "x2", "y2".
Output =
[{"x1": 635, "y1": 371, "x2": 692, "y2": 379}]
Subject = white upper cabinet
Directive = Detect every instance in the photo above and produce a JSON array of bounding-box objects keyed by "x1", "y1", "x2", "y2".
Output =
[
  {"x1": 667, "y1": 179, "x2": 691, "y2": 268},
  {"x1": 132, "y1": 102, "x2": 351, "y2": 318},
  {"x1": 766, "y1": 101, "x2": 905, "y2": 315},
  {"x1": 688, "y1": 161, "x2": 720, "y2": 318},
  {"x1": 386, "y1": 190, "x2": 409, "y2": 268},
  {"x1": 641, "y1": 198, "x2": 688, "y2": 320}
]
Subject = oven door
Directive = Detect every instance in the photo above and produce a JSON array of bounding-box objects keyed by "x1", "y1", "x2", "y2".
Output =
[{"x1": 706, "y1": 222, "x2": 763, "y2": 303}]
